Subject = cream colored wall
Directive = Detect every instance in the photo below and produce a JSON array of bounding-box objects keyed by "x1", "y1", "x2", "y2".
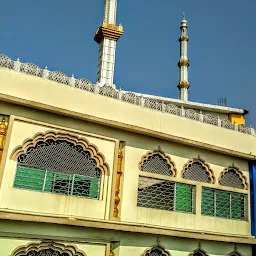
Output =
[
  {"x1": 120, "y1": 138, "x2": 250, "y2": 236},
  {"x1": 0, "y1": 68, "x2": 256, "y2": 156},
  {"x1": 0, "y1": 238, "x2": 106, "y2": 256},
  {"x1": 0, "y1": 219, "x2": 252, "y2": 256},
  {"x1": 0, "y1": 119, "x2": 116, "y2": 220}
]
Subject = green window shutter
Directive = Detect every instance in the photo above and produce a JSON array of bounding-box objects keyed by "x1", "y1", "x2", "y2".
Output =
[
  {"x1": 216, "y1": 190, "x2": 230, "y2": 218},
  {"x1": 175, "y1": 183, "x2": 193, "y2": 213},
  {"x1": 89, "y1": 177, "x2": 100, "y2": 199},
  {"x1": 231, "y1": 193, "x2": 243, "y2": 220},
  {"x1": 14, "y1": 166, "x2": 45, "y2": 191},
  {"x1": 201, "y1": 188, "x2": 214, "y2": 216}
]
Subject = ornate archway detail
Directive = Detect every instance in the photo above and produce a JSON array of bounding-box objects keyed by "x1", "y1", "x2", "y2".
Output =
[
  {"x1": 10, "y1": 130, "x2": 109, "y2": 175},
  {"x1": 219, "y1": 165, "x2": 248, "y2": 190},
  {"x1": 142, "y1": 244, "x2": 171, "y2": 256},
  {"x1": 11, "y1": 240, "x2": 86, "y2": 256},
  {"x1": 188, "y1": 243, "x2": 210, "y2": 256},
  {"x1": 228, "y1": 245, "x2": 243, "y2": 256},
  {"x1": 182, "y1": 158, "x2": 215, "y2": 184},
  {"x1": 139, "y1": 149, "x2": 177, "y2": 177}
]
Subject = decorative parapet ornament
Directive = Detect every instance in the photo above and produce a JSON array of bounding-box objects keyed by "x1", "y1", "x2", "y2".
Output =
[
  {"x1": 0, "y1": 117, "x2": 8, "y2": 162},
  {"x1": 0, "y1": 54, "x2": 255, "y2": 137}
]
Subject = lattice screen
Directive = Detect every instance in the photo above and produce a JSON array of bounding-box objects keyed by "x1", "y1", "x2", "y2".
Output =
[
  {"x1": 182, "y1": 161, "x2": 212, "y2": 183},
  {"x1": 140, "y1": 153, "x2": 175, "y2": 176},
  {"x1": 22, "y1": 249, "x2": 67, "y2": 256},
  {"x1": 219, "y1": 168, "x2": 245, "y2": 189},
  {"x1": 145, "y1": 247, "x2": 169, "y2": 256}
]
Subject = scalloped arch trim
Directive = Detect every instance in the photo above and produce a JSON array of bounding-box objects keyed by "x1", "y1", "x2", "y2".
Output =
[
  {"x1": 182, "y1": 158, "x2": 215, "y2": 184},
  {"x1": 142, "y1": 245, "x2": 171, "y2": 256},
  {"x1": 10, "y1": 130, "x2": 109, "y2": 176},
  {"x1": 11, "y1": 240, "x2": 86, "y2": 256},
  {"x1": 188, "y1": 248, "x2": 209, "y2": 256},
  {"x1": 139, "y1": 150, "x2": 177, "y2": 177},
  {"x1": 219, "y1": 166, "x2": 248, "y2": 190}
]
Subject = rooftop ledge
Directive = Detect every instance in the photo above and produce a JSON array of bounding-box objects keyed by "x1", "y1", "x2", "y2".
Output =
[{"x1": 0, "y1": 54, "x2": 254, "y2": 137}]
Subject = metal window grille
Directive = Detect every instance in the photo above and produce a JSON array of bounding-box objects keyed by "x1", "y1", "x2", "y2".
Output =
[
  {"x1": 145, "y1": 248, "x2": 169, "y2": 256},
  {"x1": 219, "y1": 169, "x2": 244, "y2": 189},
  {"x1": 141, "y1": 154, "x2": 174, "y2": 176},
  {"x1": 137, "y1": 176, "x2": 195, "y2": 213},
  {"x1": 14, "y1": 166, "x2": 100, "y2": 199},
  {"x1": 201, "y1": 187, "x2": 247, "y2": 220},
  {"x1": 182, "y1": 162, "x2": 211, "y2": 183},
  {"x1": 23, "y1": 249, "x2": 67, "y2": 256},
  {"x1": 14, "y1": 139, "x2": 102, "y2": 199}
]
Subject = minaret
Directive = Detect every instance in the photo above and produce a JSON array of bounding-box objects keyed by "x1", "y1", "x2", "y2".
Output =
[
  {"x1": 178, "y1": 13, "x2": 190, "y2": 101},
  {"x1": 94, "y1": 0, "x2": 123, "y2": 87}
]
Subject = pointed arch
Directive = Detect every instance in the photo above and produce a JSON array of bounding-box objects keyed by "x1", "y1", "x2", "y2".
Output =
[
  {"x1": 188, "y1": 247, "x2": 209, "y2": 256},
  {"x1": 10, "y1": 130, "x2": 109, "y2": 176},
  {"x1": 11, "y1": 240, "x2": 86, "y2": 256},
  {"x1": 182, "y1": 158, "x2": 215, "y2": 184},
  {"x1": 139, "y1": 150, "x2": 177, "y2": 177},
  {"x1": 219, "y1": 166, "x2": 248, "y2": 190},
  {"x1": 142, "y1": 244, "x2": 171, "y2": 256}
]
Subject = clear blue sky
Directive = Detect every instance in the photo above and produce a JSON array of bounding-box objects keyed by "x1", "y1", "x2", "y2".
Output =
[{"x1": 0, "y1": 1, "x2": 255, "y2": 125}]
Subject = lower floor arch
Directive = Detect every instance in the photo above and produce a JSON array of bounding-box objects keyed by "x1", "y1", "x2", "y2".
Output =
[{"x1": 11, "y1": 240, "x2": 86, "y2": 256}]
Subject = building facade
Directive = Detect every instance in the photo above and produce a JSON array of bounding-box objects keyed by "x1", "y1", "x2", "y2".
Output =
[{"x1": 0, "y1": 1, "x2": 256, "y2": 256}]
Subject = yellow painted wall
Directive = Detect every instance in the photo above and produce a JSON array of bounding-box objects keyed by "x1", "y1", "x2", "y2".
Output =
[
  {"x1": 120, "y1": 141, "x2": 250, "y2": 236},
  {"x1": 229, "y1": 114, "x2": 246, "y2": 125},
  {"x1": 0, "y1": 238, "x2": 106, "y2": 256},
  {"x1": 0, "y1": 68, "x2": 255, "y2": 156},
  {"x1": 0, "y1": 219, "x2": 252, "y2": 256},
  {"x1": 0, "y1": 119, "x2": 116, "y2": 220}
]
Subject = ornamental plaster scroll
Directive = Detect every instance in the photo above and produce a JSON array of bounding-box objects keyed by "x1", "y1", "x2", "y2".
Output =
[
  {"x1": 11, "y1": 240, "x2": 86, "y2": 256},
  {"x1": 139, "y1": 150, "x2": 177, "y2": 177},
  {"x1": 182, "y1": 158, "x2": 215, "y2": 184},
  {"x1": 219, "y1": 166, "x2": 248, "y2": 190},
  {"x1": 10, "y1": 130, "x2": 109, "y2": 176},
  {"x1": 141, "y1": 244, "x2": 171, "y2": 256}
]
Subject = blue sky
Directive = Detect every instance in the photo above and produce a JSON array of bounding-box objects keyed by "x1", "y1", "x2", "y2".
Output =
[{"x1": 0, "y1": 1, "x2": 255, "y2": 125}]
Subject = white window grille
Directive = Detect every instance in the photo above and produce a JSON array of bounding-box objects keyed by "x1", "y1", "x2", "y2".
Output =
[{"x1": 137, "y1": 176, "x2": 195, "y2": 213}]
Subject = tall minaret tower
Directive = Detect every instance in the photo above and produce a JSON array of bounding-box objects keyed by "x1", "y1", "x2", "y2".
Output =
[
  {"x1": 178, "y1": 13, "x2": 190, "y2": 101},
  {"x1": 94, "y1": 0, "x2": 123, "y2": 87}
]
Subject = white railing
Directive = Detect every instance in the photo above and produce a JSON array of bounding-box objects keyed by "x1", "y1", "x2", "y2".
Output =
[{"x1": 0, "y1": 54, "x2": 255, "y2": 136}]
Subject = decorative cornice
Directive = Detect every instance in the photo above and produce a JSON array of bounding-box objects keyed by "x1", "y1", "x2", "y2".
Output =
[
  {"x1": 11, "y1": 240, "x2": 86, "y2": 256},
  {"x1": 10, "y1": 130, "x2": 110, "y2": 176},
  {"x1": 182, "y1": 158, "x2": 215, "y2": 184},
  {"x1": 219, "y1": 166, "x2": 248, "y2": 190},
  {"x1": 177, "y1": 81, "x2": 190, "y2": 89},
  {"x1": 94, "y1": 22, "x2": 124, "y2": 44},
  {"x1": 178, "y1": 59, "x2": 190, "y2": 67},
  {"x1": 179, "y1": 35, "x2": 189, "y2": 42},
  {"x1": 139, "y1": 150, "x2": 177, "y2": 177}
]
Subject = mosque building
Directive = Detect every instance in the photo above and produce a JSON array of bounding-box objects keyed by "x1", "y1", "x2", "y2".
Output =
[{"x1": 0, "y1": 1, "x2": 256, "y2": 255}]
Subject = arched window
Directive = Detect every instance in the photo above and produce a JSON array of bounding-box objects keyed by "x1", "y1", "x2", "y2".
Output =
[
  {"x1": 139, "y1": 151, "x2": 177, "y2": 177},
  {"x1": 137, "y1": 150, "x2": 195, "y2": 213},
  {"x1": 11, "y1": 131, "x2": 109, "y2": 199},
  {"x1": 182, "y1": 158, "x2": 215, "y2": 184},
  {"x1": 188, "y1": 246, "x2": 209, "y2": 256},
  {"x1": 219, "y1": 166, "x2": 248, "y2": 189},
  {"x1": 142, "y1": 245, "x2": 170, "y2": 256},
  {"x1": 11, "y1": 240, "x2": 86, "y2": 256}
]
